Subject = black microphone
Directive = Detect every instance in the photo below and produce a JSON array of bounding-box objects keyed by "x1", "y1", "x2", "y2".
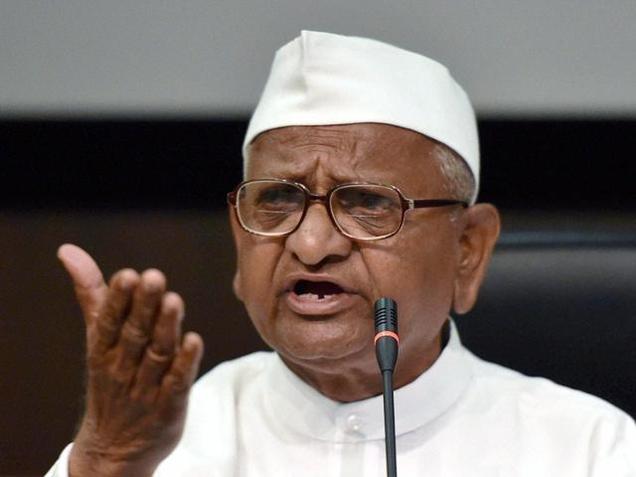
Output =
[{"x1": 374, "y1": 297, "x2": 399, "y2": 477}]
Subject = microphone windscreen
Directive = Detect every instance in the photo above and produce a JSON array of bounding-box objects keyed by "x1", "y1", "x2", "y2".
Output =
[{"x1": 374, "y1": 297, "x2": 398, "y2": 333}]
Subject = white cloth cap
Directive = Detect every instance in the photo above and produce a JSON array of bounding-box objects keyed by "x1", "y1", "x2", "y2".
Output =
[{"x1": 244, "y1": 30, "x2": 480, "y2": 202}]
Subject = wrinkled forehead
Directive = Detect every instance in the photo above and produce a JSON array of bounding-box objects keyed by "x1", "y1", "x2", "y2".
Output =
[{"x1": 245, "y1": 124, "x2": 446, "y2": 193}]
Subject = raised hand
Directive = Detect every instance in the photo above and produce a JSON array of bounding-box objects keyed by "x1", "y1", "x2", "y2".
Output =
[{"x1": 57, "y1": 244, "x2": 204, "y2": 477}]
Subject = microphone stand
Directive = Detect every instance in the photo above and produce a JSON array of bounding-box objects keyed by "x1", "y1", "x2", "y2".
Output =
[
  {"x1": 381, "y1": 369, "x2": 397, "y2": 477},
  {"x1": 374, "y1": 298, "x2": 399, "y2": 477}
]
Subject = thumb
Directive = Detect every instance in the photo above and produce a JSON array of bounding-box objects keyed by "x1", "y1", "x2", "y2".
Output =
[{"x1": 57, "y1": 243, "x2": 108, "y2": 324}]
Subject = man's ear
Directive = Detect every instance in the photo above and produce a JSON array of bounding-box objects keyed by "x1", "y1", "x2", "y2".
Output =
[
  {"x1": 452, "y1": 204, "x2": 500, "y2": 315},
  {"x1": 229, "y1": 206, "x2": 244, "y2": 302}
]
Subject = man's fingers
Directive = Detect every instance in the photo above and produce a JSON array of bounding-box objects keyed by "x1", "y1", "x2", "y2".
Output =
[
  {"x1": 133, "y1": 292, "x2": 184, "y2": 391},
  {"x1": 57, "y1": 243, "x2": 108, "y2": 324},
  {"x1": 91, "y1": 269, "x2": 139, "y2": 354},
  {"x1": 114, "y1": 269, "x2": 166, "y2": 370},
  {"x1": 160, "y1": 332, "x2": 204, "y2": 402}
]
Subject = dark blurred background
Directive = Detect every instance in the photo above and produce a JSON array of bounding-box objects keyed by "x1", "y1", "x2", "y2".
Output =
[{"x1": 1, "y1": 2, "x2": 635, "y2": 475}]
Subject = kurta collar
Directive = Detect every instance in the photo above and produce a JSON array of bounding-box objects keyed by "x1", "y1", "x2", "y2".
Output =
[{"x1": 262, "y1": 321, "x2": 472, "y2": 442}]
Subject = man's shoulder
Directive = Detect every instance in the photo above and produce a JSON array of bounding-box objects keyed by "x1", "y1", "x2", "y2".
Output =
[{"x1": 464, "y1": 349, "x2": 634, "y2": 428}]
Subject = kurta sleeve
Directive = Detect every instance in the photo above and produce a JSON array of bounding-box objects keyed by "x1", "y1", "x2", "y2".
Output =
[{"x1": 44, "y1": 443, "x2": 73, "y2": 477}]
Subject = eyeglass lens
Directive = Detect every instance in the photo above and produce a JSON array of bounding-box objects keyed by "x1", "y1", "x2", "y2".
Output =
[{"x1": 236, "y1": 181, "x2": 403, "y2": 239}]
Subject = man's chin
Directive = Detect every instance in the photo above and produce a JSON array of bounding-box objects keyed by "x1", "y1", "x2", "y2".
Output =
[
  {"x1": 274, "y1": 327, "x2": 372, "y2": 368},
  {"x1": 253, "y1": 302, "x2": 375, "y2": 365}
]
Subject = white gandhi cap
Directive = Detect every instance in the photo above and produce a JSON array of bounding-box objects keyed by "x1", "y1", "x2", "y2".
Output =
[{"x1": 243, "y1": 30, "x2": 480, "y2": 202}]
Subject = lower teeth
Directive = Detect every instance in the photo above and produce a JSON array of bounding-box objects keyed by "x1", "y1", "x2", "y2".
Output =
[{"x1": 297, "y1": 292, "x2": 334, "y2": 300}]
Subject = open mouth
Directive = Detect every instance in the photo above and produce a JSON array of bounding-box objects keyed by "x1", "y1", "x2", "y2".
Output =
[
  {"x1": 285, "y1": 278, "x2": 355, "y2": 315},
  {"x1": 293, "y1": 280, "x2": 344, "y2": 300}
]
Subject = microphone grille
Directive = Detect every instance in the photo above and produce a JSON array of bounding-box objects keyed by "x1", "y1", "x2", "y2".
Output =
[{"x1": 374, "y1": 297, "x2": 398, "y2": 333}]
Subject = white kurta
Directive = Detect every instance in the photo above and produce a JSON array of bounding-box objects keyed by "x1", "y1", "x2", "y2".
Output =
[{"x1": 47, "y1": 324, "x2": 636, "y2": 476}]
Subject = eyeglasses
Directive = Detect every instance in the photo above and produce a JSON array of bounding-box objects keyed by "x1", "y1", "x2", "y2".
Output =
[{"x1": 227, "y1": 179, "x2": 468, "y2": 241}]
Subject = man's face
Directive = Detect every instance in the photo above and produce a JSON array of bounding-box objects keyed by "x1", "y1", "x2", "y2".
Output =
[{"x1": 230, "y1": 123, "x2": 483, "y2": 396}]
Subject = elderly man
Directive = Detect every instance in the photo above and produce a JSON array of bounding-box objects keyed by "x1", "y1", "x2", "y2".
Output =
[{"x1": 47, "y1": 31, "x2": 635, "y2": 476}]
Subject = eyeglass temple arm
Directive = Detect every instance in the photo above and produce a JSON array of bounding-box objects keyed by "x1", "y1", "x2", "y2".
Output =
[{"x1": 408, "y1": 199, "x2": 469, "y2": 209}]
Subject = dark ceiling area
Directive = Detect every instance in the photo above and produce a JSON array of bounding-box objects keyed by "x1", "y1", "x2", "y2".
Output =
[{"x1": 1, "y1": 118, "x2": 635, "y2": 211}]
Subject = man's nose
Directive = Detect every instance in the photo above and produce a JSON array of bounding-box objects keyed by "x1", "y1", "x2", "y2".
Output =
[{"x1": 285, "y1": 202, "x2": 352, "y2": 266}]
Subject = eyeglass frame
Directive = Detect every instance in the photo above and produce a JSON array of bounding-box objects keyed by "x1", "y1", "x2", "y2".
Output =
[{"x1": 227, "y1": 178, "x2": 469, "y2": 241}]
